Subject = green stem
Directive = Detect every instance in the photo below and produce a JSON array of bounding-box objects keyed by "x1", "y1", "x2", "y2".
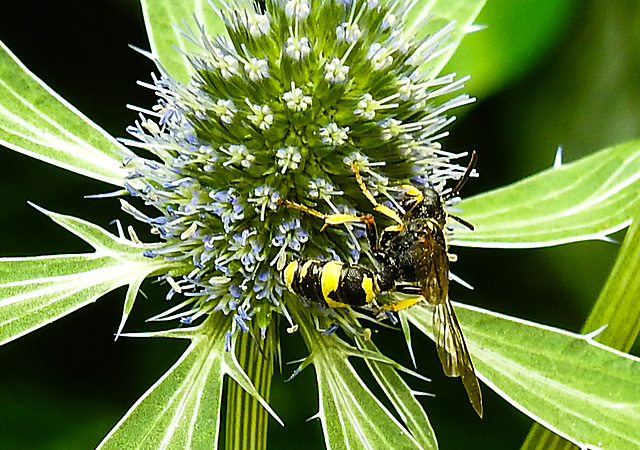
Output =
[
  {"x1": 521, "y1": 204, "x2": 640, "y2": 450},
  {"x1": 581, "y1": 209, "x2": 640, "y2": 351},
  {"x1": 226, "y1": 329, "x2": 273, "y2": 450}
]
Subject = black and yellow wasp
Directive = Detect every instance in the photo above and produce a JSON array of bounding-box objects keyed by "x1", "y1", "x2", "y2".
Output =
[{"x1": 281, "y1": 153, "x2": 483, "y2": 417}]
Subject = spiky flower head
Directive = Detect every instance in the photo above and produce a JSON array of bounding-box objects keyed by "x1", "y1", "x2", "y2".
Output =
[{"x1": 122, "y1": 0, "x2": 473, "y2": 338}]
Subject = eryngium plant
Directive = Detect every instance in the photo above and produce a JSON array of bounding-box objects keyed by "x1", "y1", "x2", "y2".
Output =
[{"x1": 2, "y1": 1, "x2": 640, "y2": 449}]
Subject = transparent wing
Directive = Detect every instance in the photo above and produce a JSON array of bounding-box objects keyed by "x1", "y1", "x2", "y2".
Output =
[
  {"x1": 413, "y1": 224, "x2": 449, "y2": 306},
  {"x1": 413, "y1": 221, "x2": 483, "y2": 417},
  {"x1": 433, "y1": 300, "x2": 483, "y2": 417}
]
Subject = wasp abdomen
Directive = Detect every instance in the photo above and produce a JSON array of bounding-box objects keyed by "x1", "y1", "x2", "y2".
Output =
[{"x1": 283, "y1": 260, "x2": 378, "y2": 308}]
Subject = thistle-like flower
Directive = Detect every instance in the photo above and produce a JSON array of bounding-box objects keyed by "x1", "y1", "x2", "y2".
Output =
[{"x1": 121, "y1": 0, "x2": 474, "y2": 342}]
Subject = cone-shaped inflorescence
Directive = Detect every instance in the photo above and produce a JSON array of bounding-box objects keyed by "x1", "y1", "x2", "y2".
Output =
[{"x1": 122, "y1": 0, "x2": 473, "y2": 339}]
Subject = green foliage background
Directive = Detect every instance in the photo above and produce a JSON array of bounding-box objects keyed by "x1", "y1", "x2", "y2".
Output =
[{"x1": 0, "y1": 0, "x2": 638, "y2": 448}]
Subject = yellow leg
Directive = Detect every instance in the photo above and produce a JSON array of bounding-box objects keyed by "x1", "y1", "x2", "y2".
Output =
[
  {"x1": 350, "y1": 163, "x2": 404, "y2": 225},
  {"x1": 279, "y1": 199, "x2": 371, "y2": 231},
  {"x1": 377, "y1": 296, "x2": 424, "y2": 313},
  {"x1": 279, "y1": 199, "x2": 326, "y2": 220},
  {"x1": 398, "y1": 184, "x2": 424, "y2": 208}
]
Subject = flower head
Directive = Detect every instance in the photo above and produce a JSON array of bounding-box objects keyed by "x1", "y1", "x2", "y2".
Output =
[{"x1": 121, "y1": 0, "x2": 473, "y2": 339}]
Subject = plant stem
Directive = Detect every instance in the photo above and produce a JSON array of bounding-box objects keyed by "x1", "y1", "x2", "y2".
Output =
[
  {"x1": 226, "y1": 329, "x2": 273, "y2": 450},
  {"x1": 521, "y1": 203, "x2": 640, "y2": 450}
]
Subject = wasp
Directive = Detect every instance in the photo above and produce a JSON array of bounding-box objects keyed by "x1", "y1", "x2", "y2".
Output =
[{"x1": 282, "y1": 152, "x2": 483, "y2": 417}]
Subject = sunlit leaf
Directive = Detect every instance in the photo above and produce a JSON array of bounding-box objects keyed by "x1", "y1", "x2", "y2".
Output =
[
  {"x1": 580, "y1": 203, "x2": 640, "y2": 352},
  {"x1": 0, "y1": 40, "x2": 132, "y2": 186},
  {"x1": 452, "y1": 141, "x2": 640, "y2": 248},
  {"x1": 0, "y1": 205, "x2": 174, "y2": 346},
  {"x1": 140, "y1": 0, "x2": 226, "y2": 83},
  {"x1": 407, "y1": 303, "x2": 640, "y2": 449},
  {"x1": 357, "y1": 336, "x2": 438, "y2": 450},
  {"x1": 98, "y1": 313, "x2": 282, "y2": 450},
  {"x1": 292, "y1": 305, "x2": 429, "y2": 450},
  {"x1": 522, "y1": 203, "x2": 640, "y2": 449}
]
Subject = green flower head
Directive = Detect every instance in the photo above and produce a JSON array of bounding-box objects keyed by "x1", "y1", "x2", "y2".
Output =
[{"x1": 122, "y1": 0, "x2": 473, "y2": 339}]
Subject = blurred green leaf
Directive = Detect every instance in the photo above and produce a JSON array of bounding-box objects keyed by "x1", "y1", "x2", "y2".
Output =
[
  {"x1": 140, "y1": 0, "x2": 226, "y2": 83},
  {"x1": 407, "y1": 303, "x2": 640, "y2": 449},
  {"x1": 446, "y1": 0, "x2": 577, "y2": 97},
  {"x1": 0, "y1": 205, "x2": 173, "y2": 347},
  {"x1": 0, "y1": 40, "x2": 132, "y2": 186},
  {"x1": 452, "y1": 140, "x2": 640, "y2": 248},
  {"x1": 98, "y1": 313, "x2": 282, "y2": 450},
  {"x1": 406, "y1": 0, "x2": 487, "y2": 77},
  {"x1": 293, "y1": 305, "x2": 431, "y2": 450}
]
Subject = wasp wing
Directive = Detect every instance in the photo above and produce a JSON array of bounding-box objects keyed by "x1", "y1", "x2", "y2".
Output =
[
  {"x1": 412, "y1": 223, "x2": 449, "y2": 306},
  {"x1": 413, "y1": 222, "x2": 483, "y2": 417},
  {"x1": 433, "y1": 300, "x2": 483, "y2": 417}
]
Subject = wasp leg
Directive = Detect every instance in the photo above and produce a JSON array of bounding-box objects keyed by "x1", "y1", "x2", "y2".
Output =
[
  {"x1": 350, "y1": 163, "x2": 404, "y2": 226},
  {"x1": 396, "y1": 284, "x2": 422, "y2": 295},
  {"x1": 377, "y1": 295, "x2": 424, "y2": 313},
  {"x1": 279, "y1": 199, "x2": 326, "y2": 220},
  {"x1": 279, "y1": 198, "x2": 375, "y2": 233}
]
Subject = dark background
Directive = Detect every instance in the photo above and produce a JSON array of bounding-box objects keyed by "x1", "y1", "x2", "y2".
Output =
[{"x1": 0, "y1": 0, "x2": 639, "y2": 448}]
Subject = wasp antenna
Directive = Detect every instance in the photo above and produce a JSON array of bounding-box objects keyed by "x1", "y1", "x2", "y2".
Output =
[
  {"x1": 449, "y1": 214, "x2": 474, "y2": 231},
  {"x1": 449, "y1": 150, "x2": 477, "y2": 199}
]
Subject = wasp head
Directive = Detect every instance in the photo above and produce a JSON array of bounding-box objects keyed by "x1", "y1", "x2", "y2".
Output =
[{"x1": 399, "y1": 186, "x2": 446, "y2": 226}]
